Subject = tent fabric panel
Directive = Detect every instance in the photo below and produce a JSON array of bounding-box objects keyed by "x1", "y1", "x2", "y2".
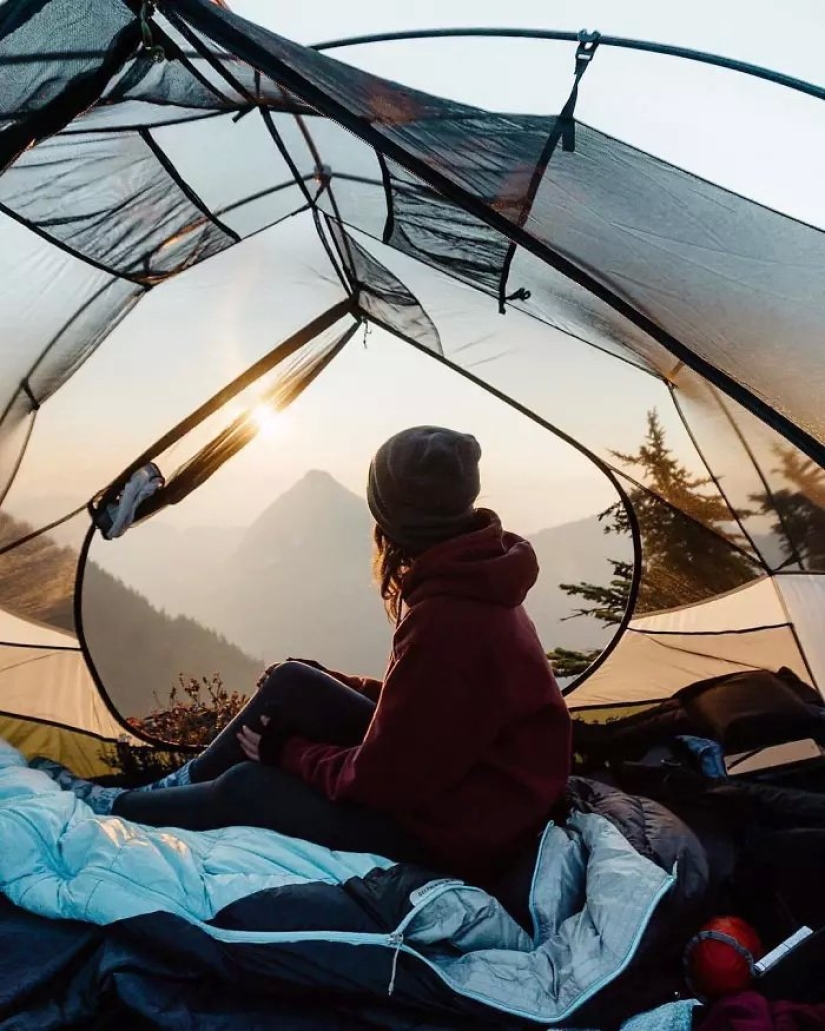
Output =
[
  {"x1": 25, "y1": 277, "x2": 144, "y2": 409},
  {"x1": 775, "y1": 574, "x2": 825, "y2": 697},
  {"x1": 569, "y1": 624, "x2": 808, "y2": 706},
  {"x1": 0, "y1": 212, "x2": 122, "y2": 413},
  {"x1": 0, "y1": 714, "x2": 123, "y2": 777},
  {"x1": 0, "y1": 647, "x2": 133, "y2": 741},
  {"x1": 525, "y1": 122, "x2": 825, "y2": 452},
  {"x1": 1, "y1": 129, "x2": 236, "y2": 281},
  {"x1": 385, "y1": 160, "x2": 511, "y2": 295},
  {"x1": 630, "y1": 576, "x2": 786, "y2": 633},
  {"x1": 0, "y1": 606, "x2": 79, "y2": 650},
  {"x1": 505, "y1": 247, "x2": 666, "y2": 375},
  {"x1": 0, "y1": 403, "x2": 34, "y2": 509}
]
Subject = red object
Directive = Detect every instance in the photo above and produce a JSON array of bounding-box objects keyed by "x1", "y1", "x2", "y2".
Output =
[
  {"x1": 281, "y1": 513, "x2": 572, "y2": 880},
  {"x1": 687, "y1": 916, "x2": 764, "y2": 999}
]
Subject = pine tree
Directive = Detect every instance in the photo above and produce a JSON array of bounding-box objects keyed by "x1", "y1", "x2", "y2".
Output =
[
  {"x1": 751, "y1": 446, "x2": 825, "y2": 570},
  {"x1": 560, "y1": 410, "x2": 758, "y2": 626}
]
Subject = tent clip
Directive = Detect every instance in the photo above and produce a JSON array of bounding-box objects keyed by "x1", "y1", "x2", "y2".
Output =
[
  {"x1": 20, "y1": 378, "x2": 40, "y2": 412},
  {"x1": 504, "y1": 287, "x2": 531, "y2": 306},
  {"x1": 313, "y1": 164, "x2": 332, "y2": 199},
  {"x1": 575, "y1": 29, "x2": 602, "y2": 71},
  {"x1": 139, "y1": 1, "x2": 166, "y2": 63}
]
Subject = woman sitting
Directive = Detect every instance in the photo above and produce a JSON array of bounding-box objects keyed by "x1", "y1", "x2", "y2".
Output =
[{"x1": 35, "y1": 427, "x2": 572, "y2": 884}]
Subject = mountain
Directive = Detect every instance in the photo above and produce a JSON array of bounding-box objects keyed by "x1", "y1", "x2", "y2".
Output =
[
  {"x1": 203, "y1": 470, "x2": 392, "y2": 675},
  {"x1": 528, "y1": 516, "x2": 629, "y2": 651},
  {"x1": 0, "y1": 512, "x2": 260, "y2": 718}
]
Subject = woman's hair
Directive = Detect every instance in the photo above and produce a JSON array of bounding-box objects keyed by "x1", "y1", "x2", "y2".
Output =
[{"x1": 372, "y1": 525, "x2": 415, "y2": 623}]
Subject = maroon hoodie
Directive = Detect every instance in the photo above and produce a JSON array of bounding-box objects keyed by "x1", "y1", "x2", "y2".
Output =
[{"x1": 280, "y1": 512, "x2": 572, "y2": 878}]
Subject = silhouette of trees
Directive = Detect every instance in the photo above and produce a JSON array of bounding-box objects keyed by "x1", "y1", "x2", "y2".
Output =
[
  {"x1": 560, "y1": 410, "x2": 758, "y2": 627},
  {"x1": 751, "y1": 447, "x2": 825, "y2": 570}
]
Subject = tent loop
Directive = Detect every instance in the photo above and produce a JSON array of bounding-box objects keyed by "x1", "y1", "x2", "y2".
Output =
[
  {"x1": 504, "y1": 287, "x2": 531, "y2": 305},
  {"x1": 139, "y1": 1, "x2": 166, "y2": 63}
]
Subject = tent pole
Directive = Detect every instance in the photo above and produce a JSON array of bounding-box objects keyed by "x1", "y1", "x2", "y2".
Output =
[{"x1": 312, "y1": 28, "x2": 825, "y2": 103}]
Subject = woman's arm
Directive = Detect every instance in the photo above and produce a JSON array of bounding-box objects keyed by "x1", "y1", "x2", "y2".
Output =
[
  {"x1": 279, "y1": 606, "x2": 503, "y2": 811},
  {"x1": 314, "y1": 668, "x2": 383, "y2": 704}
]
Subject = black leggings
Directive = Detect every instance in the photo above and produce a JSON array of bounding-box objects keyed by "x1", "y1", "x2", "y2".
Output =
[{"x1": 113, "y1": 662, "x2": 431, "y2": 864}]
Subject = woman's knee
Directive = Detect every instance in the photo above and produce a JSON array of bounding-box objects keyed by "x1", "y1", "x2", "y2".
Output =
[{"x1": 256, "y1": 660, "x2": 310, "y2": 702}]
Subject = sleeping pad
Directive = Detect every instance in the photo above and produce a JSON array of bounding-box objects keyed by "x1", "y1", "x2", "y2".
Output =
[{"x1": 0, "y1": 739, "x2": 706, "y2": 1030}]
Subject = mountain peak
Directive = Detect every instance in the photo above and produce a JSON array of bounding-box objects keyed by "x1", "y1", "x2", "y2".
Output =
[
  {"x1": 238, "y1": 469, "x2": 370, "y2": 563},
  {"x1": 298, "y1": 468, "x2": 343, "y2": 488},
  {"x1": 283, "y1": 468, "x2": 362, "y2": 503}
]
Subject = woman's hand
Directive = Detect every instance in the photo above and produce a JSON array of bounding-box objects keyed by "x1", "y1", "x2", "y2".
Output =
[{"x1": 237, "y1": 715, "x2": 270, "y2": 761}]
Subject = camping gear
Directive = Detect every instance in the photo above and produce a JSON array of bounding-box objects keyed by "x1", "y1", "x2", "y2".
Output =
[
  {"x1": 684, "y1": 916, "x2": 763, "y2": 999},
  {"x1": 0, "y1": 741, "x2": 707, "y2": 1029}
]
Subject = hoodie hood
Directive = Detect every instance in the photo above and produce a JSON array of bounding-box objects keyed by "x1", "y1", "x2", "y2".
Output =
[{"x1": 402, "y1": 510, "x2": 539, "y2": 609}]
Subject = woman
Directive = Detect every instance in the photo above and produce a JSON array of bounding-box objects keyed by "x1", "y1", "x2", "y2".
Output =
[{"x1": 36, "y1": 427, "x2": 571, "y2": 883}]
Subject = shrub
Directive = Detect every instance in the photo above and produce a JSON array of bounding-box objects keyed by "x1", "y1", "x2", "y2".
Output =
[{"x1": 101, "y1": 673, "x2": 249, "y2": 781}]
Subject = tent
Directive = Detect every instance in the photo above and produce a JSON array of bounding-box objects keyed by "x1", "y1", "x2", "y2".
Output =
[{"x1": 0, "y1": 0, "x2": 824, "y2": 777}]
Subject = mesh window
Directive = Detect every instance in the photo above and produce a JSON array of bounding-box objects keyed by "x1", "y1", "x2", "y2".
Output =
[
  {"x1": 1, "y1": 129, "x2": 236, "y2": 281},
  {"x1": 0, "y1": 0, "x2": 133, "y2": 123}
]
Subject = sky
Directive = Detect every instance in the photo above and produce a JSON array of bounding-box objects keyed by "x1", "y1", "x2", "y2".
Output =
[{"x1": 6, "y1": 0, "x2": 824, "y2": 536}]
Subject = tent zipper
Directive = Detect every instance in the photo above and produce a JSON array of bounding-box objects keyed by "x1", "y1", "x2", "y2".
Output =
[{"x1": 387, "y1": 931, "x2": 403, "y2": 995}]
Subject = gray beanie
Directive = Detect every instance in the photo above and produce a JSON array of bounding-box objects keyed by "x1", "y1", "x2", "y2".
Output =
[{"x1": 367, "y1": 426, "x2": 482, "y2": 552}]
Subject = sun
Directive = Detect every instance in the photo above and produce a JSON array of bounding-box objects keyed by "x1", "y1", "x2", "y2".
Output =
[{"x1": 250, "y1": 403, "x2": 285, "y2": 440}]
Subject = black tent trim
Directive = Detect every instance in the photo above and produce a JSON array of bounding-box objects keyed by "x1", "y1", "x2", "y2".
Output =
[
  {"x1": 0, "y1": 641, "x2": 81, "y2": 652},
  {"x1": 0, "y1": 199, "x2": 145, "y2": 284},
  {"x1": 0, "y1": 708, "x2": 130, "y2": 745},
  {"x1": 138, "y1": 126, "x2": 241, "y2": 243},
  {"x1": 629, "y1": 623, "x2": 789, "y2": 638},
  {"x1": 0, "y1": 506, "x2": 86, "y2": 560},
  {"x1": 497, "y1": 33, "x2": 599, "y2": 314}
]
